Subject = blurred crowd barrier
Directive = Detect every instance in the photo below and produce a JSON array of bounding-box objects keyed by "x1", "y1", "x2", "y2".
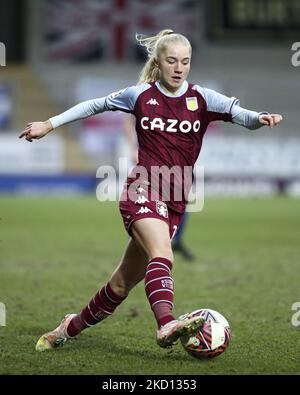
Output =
[
  {"x1": 1, "y1": 130, "x2": 300, "y2": 197},
  {"x1": 196, "y1": 135, "x2": 300, "y2": 197}
]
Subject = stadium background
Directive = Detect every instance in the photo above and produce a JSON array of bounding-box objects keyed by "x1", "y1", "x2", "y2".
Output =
[{"x1": 0, "y1": 0, "x2": 299, "y2": 375}]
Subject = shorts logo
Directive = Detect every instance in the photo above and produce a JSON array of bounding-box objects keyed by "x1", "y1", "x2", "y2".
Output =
[
  {"x1": 136, "y1": 207, "x2": 153, "y2": 214},
  {"x1": 135, "y1": 196, "x2": 150, "y2": 204},
  {"x1": 186, "y1": 97, "x2": 198, "y2": 111},
  {"x1": 156, "y1": 201, "x2": 168, "y2": 219},
  {"x1": 136, "y1": 186, "x2": 146, "y2": 194}
]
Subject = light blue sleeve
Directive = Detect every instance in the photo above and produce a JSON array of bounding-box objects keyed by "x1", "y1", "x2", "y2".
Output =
[
  {"x1": 104, "y1": 83, "x2": 150, "y2": 112},
  {"x1": 49, "y1": 97, "x2": 106, "y2": 129},
  {"x1": 49, "y1": 83, "x2": 150, "y2": 129},
  {"x1": 194, "y1": 86, "x2": 239, "y2": 114},
  {"x1": 194, "y1": 85, "x2": 268, "y2": 130},
  {"x1": 231, "y1": 105, "x2": 268, "y2": 130}
]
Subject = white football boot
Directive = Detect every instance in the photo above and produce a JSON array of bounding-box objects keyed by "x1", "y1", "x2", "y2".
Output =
[
  {"x1": 35, "y1": 313, "x2": 77, "y2": 351},
  {"x1": 157, "y1": 313, "x2": 204, "y2": 348}
]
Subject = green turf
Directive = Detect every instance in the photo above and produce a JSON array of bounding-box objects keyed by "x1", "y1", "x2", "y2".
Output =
[{"x1": 0, "y1": 196, "x2": 299, "y2": 375}]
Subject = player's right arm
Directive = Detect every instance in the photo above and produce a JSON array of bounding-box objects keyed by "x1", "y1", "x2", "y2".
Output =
[
  {"x1": 19, "y1": 84, "x2": 149, "y2": 142},
  {"x1": 19, "y1": 120, "x2": 54, "y2": 142},
  {"x1": 19, "y1": 97, "x2": 107, "y2": 142}
]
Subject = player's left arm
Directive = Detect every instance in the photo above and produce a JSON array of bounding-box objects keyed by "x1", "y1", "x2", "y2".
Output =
[
  {"x1": 231, "y1": 104, "x2": 283, "y2": 130},
  {"x1": 195, "y1": 86, "x2": 283, "y2": 131}
]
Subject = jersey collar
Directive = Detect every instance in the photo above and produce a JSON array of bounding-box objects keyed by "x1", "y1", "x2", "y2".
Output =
[{"x1": 155, "y1": 80, "x2": 188, "y2": 97}]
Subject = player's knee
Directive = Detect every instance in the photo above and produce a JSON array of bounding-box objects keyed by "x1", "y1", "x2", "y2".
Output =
[{"x1": 150, "y1": 244, "x2": 174, "y2": 263}]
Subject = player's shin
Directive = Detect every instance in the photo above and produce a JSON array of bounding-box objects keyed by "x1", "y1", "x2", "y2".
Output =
[
  {"x1": 66, "y1": 282, "x2": 127, "y2": 337},
  {"x1": 144, "y1": 257, "x2": 175, "y2": 328}
]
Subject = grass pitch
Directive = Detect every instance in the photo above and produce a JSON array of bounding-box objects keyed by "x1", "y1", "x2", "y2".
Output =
[{"x1": 0, "y1": 196, "x2": 299, "y2": 375}]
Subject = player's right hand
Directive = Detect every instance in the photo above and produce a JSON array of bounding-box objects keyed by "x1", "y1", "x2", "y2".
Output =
[{"x1": 19, "y1": 120, "x2": 53, "y2": 142}]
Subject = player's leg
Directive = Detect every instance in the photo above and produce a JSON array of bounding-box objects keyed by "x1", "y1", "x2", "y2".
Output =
[
  {"x1": 65, "y1": 237, "x2": 148, "y2": 335},
  {"x1": 172, "y1": 212, "x2": 196, "y2": 261},
  {"x1": 131, "y1": 217, "x2": 173, "y2": 261},
  {"x1": 35, "y1": 238, "x2": 147, "y2": 351},
  {"x1": 131, "y1": 217, "x2": 204, "y2": 348},
  {"x1": 131, "y1": 217, "x2": 175, "y2": 330},
  {"x1": 172, "y1": 210, "x2": 187, "y2": 245},
  {"x1": 109, "y1": 237, "x2": 148, "y2": 297}
]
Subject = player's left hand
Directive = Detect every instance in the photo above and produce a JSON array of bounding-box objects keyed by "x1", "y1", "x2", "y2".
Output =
[{"x1": 259, "y1": 114, "x2": 283, "y2": 128}]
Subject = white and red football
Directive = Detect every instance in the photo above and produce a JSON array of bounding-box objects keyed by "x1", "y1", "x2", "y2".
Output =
[{"x1": 180, "y1": 309, "x2": 231, "y2": 359}]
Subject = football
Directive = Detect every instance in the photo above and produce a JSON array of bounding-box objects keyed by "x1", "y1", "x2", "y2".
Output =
[{"x1": 180, "y1": 309, "x2": 231, "y2": 359}]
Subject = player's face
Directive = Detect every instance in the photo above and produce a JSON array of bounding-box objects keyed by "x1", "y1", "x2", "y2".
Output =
[{"x1": 158, "y1": 43, "x2": 191, "y2": 93}]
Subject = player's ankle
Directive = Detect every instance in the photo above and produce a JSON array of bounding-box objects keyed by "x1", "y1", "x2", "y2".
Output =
[
  {"x1": 66, "y1": 315, "x2": 82, "y2": 337},
  {"x1": 158, "y1": 315, "x2": 176, "y2": 328}
]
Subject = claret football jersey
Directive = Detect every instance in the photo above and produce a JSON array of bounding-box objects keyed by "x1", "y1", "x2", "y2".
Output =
[
  {"x1": 50, "y1": 80, "x2": 263, "y2": 213},
  {"x1": 104, "y1": 80, "x2": 238, "y2": 213}
]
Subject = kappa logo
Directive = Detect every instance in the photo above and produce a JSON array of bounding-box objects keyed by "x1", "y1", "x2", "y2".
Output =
[
  {"x1": 135, "y1": 196, "x2": 150, "y2": 204},
  {"x1": 146, "y1": 98, "x2": 159, "y2": 105},
  {"x1": 136, "y1": 207, "x2": 153, "y2": 214},
  {"x1": 156, "y1": 201, "x2": 168, "y2": 219}
]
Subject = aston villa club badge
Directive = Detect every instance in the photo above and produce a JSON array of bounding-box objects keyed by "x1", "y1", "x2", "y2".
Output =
[
  {"x1": 186, "y1": 97, "x2": 198, "y2": 111},
  {"x1": 156, "y1": 201, "x2": 168, "y2": 219}
]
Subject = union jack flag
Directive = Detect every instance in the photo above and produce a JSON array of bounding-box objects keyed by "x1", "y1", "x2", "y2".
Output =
[{"x1": 42, "y1": 0, "x2": 199, "y2": 61}]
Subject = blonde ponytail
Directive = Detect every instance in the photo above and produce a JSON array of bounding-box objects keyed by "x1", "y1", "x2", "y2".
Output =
[{"x1": 136, "y1": 29, "x2": 191, "y2": 84}]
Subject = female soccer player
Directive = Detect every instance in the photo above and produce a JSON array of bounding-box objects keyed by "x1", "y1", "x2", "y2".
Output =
[
  {"x1": 19, "y1": 29, "x2": 283, "y2": 351},
  {"x1": 123, "y1": 113, "x2": 195, "y2": 261}
]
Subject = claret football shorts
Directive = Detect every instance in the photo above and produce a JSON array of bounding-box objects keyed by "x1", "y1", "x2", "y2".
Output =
[{"x1": 119, "y1": 179, "x2": 184, "y2": 240}]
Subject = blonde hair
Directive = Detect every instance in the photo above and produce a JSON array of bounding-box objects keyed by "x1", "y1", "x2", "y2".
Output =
[{"x1": 136, "y1": 29, "x2": 192, "y2": 84}]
